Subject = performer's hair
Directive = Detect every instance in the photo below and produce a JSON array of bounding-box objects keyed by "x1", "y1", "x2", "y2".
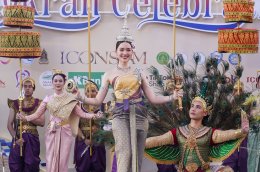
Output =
[
  {"x1": 116, "y1": 41, "x2": 134, "y2": 50},
  {"x1": 52, "y1": 73, "x2": 66, "y2": 82}
]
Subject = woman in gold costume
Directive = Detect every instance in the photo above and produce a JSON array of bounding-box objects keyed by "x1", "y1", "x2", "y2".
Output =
[
  {"x1": 76, "y1": 19, "x2": 183, "y2": 172},
  {"x1": 17, "y1": 70, "x2": 102, "y2": 172}
]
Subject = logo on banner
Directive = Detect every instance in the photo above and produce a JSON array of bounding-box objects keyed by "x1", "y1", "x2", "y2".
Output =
[
  {"x1": 156, "y1": 52, "x2": 170, "y2": 65},
  {"x1": 1, "y1": 0, "x2": 259, "y2": 32},
  {"x1": 0, "y1": 58, "x2": 11, "y2": 65},
  {"x1": 61, "y1": 51, "x2": 147, "y2": 65},
  {"x1": 39, "y1": 71, "x2": 53, "y2": 89},
  {"x1": 68, "y1": 72, "x2": 104, "y2": 89},
  {"x1": 0, "y1": 79, "x2": 6, "y2": 88},
  {"x1": 228, "y1": 53, "x2": 241, "y2": 65},
  {"x1": 16, "y1": 70, "x2": 31, "y2": 87}
]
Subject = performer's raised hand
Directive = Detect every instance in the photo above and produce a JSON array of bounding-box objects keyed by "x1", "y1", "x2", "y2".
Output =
[
  {"x1": 93, "y1": 111, "x2": 104, "y2": 119},
  {"x1": 75, "y1": 88, "x2": 84, "y2": 102},
  {"x1": 71, "y1": 86, "x2": 78, "y2": 95},
  {"x1": 16, "y1": 112, "x2": 27, "y2": 122}
]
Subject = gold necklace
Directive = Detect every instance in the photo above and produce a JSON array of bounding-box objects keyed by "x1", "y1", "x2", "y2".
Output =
[{"x1": 117, "y1": 65, "x2": 131, "y2": 73}]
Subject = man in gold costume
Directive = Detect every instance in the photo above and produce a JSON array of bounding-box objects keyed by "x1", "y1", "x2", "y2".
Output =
[
  {"x1": 74, "y1": 80, "x2": 106, "y2": 172},
  {"x1": 145, "y1": 95, "x2": 249, "y2": 172},
  {"x1": 7, "y1": 77, "x2": 44, "y2": 172}
]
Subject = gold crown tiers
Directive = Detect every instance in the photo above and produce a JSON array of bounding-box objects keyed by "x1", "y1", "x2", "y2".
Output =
[
  {"x1": 223, "y1": 0, "x2": 254, "y2": 23},
  {"x1": 53, "y1": 69, "x2": 64, "y2": 75},
  {"x1": 3, "y1": 5, "x2": 35, "y2": 28},
  {"x1": 218, "y1": 28, "x2": 258, "y2": 54},
  {"x1": 0, "y1": 32, "x2": 41, "y2": 58}
]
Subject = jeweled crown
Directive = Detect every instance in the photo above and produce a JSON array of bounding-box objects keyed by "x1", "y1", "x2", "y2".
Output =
[{"x1": 116, "y1": 16, "x2": 134, "y2": 43}]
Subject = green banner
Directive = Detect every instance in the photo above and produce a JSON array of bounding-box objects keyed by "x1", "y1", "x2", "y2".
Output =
[{"x1": 68, "y1": 72, "x2": 104, "y2": 89}]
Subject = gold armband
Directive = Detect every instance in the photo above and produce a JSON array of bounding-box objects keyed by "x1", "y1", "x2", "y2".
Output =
[
  {"x1": 145, "y1": 131, "x2": 173, "y2": 148},
  {"x1": 212, "y1": 129, "x2": 244, "y2": 144}
]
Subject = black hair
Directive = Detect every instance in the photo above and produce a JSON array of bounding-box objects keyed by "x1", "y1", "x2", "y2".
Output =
[
  {"x1": 116, "y1": 41, "x2": 134, "y2": 50},
  {"x1": 85, "y1": 80, "x2": 99, "y2": 90},
  {"x1": 52, "y1": 73, "x2": 67, "y2": 82}
]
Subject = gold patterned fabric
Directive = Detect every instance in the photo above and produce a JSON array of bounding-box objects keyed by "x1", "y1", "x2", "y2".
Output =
[
  {"x1": 8, "y1": 98, "x2": 42, "y2": 136},
  {"x1": 79, "y1": 103, "x2": 99, "y2": 137},
  {"x1": 112, "y1": 70, "x2": 147, "y2": 172},
  {"x1": 218, "y1": 28, "x2": 259, "y2": 54},
  {"x1": 47, "y1": 92, "x2": 79, "y2": 136},
  {"x1": 114, "y1": 73, "x2": 141, "y2": 100},
  {"x1": 145, "y1": 131, "x2": 174, "y2": 149},
  {"x1": 212, "y1": 129, "x2": 246, "y2": 144},
  {"x1": 223, "y1": 0, "x2": 254, "y2": 23},
  {"x1": 0, "y1": 31, "x2": 41, "y2": 58},
  {"x1": 177, "y1": 125, "x2": 212, "y2": 172},
  {"x1": 47, "y1": 93, "x2": 77, "y2": 120},
  {"x1": 3, "y1": 5, "x2": 35, "y2": 28}
]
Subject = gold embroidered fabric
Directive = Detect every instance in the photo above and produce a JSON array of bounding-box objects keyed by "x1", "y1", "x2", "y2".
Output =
[
  {"x1": 114, "y1": 73, "x2": 140, "y2": 100},
  {"x1": 212, "y1": 129, "x2": 245, "y2": 144},
  {"x1": 177, "y1": 125, "x2": 212, "y2": 172},
  {"x1": 8, "y1": 98, "x2": 41, "y2": 136},
  {"x1": 47, "y1": 93, "x2": 78, "y2": 120},
  {"x1": 145, "y1": 131, "x2": 174, "y2": 149}
]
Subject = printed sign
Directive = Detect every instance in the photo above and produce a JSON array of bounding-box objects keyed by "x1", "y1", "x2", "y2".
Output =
[
  {"x1": 68, "y1": 72, "x2": 104, "y2": 89},
  {"x1": 39, "y1": 70, "x2": 53, "y2": 89},
  {"x1": 1, "y1": 1, "x2": 259, "y2": 32}
]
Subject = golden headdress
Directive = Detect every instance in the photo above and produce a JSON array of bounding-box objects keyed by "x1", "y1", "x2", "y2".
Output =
[
  {"x1": 52, "y1": 69, "x2": 64, "y2": 75},
  {"x1": 22, "y1": 77, "x2": 35, "y2": 88},
  {"x1": 116, "y1": 16, "x2": 134, "y2": 43},
  {"x1": 84, "y1": 80, "x2": 99, "y2": 91},
  {"x1": 191, "y1": 78, "x2": 212, "y2": 112}
]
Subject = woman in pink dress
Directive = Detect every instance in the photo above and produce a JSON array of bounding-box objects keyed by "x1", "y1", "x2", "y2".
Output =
[{"x1": 17, "y1": 69, "x2": 102, "y2": 172}]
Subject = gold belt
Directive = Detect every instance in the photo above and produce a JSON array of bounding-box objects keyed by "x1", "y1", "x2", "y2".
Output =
[
  {"x1": 20, "y1": 125, "x2": 38, "y2": 135},
  {"x1": 22, "y1": 125, "x2": 37, "y2": 130},
  {"x1": 81, "y1": 126, "x2": 91, "y2": 131},
  {"x1": 115, "y1": 97, "x2": 142, "y2": 103},
  {"x1": 56, "y1": 120, "x2": 69, "y2": 126}
]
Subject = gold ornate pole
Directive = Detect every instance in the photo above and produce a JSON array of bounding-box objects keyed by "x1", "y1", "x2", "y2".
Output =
[
  {"x1": 172, "y1": 0, "x2": 183, "y2": 110},
  {"x1": 236, "y1": 21, "x2": 241, "y2": 95},
  {"x1": 18, "y1": 58, "x2": 23, "y2": 157},
  {"x1": 237, "y1": 54, "x2": 241, "y2": 95},
  {"x1": 87, "y1": 0, "x2": 93, "y2": 157}
]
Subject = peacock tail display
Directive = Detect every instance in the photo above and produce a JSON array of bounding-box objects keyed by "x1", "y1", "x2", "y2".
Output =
[{"x1": 146, "y1": 53, "x2": 251, "y2": 138}]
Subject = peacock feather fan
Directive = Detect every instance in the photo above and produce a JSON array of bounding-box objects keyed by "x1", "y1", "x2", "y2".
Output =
[{"x1": 146, "y1": 54, "x2": 250, "y2": 138}]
